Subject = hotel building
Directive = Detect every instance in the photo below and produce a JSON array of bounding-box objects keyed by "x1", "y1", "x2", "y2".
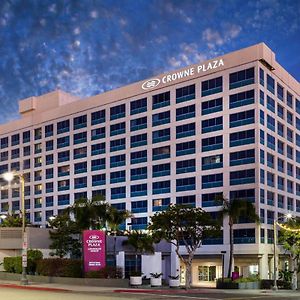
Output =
[{"x1": 0, "y1": 43, "x2": 299, "y2": 284}]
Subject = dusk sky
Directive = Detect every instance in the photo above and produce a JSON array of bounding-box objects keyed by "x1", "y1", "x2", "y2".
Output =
[{"x1": 0, "y1": 0, "x2": 299, "y2": 124}]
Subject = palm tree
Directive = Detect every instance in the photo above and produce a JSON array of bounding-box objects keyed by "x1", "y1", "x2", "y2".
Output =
[
  {"x1": 68, "y1": 195, "x2": 109, "y2": 230},
  {"x1": 107, "y1": 207, "x2": 132, "y2": 265},
  {"x1": 123, "y1": 230, "x2": 154, "y2": 274},
  {"x1": 220, "y1": 196, "x2": 259, "y2": 278}
]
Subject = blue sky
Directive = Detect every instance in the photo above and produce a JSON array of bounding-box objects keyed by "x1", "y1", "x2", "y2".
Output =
[{"x1": 0, "y1": 0, "x2": 299, "y2": 124}]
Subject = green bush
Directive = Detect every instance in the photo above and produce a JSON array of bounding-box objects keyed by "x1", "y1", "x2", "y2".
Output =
[
  {"x1": 85, "y1": 266, "x2": 123, "y2": 279},
  {"x1": 36, "y1": 258, "x2": 82, "y2": 278},
  {"x1": 3, "y1": 249, "x2": 43, "y2": 274}
]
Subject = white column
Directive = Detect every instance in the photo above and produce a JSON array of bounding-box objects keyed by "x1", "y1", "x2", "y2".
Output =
[
  {"x1": 259, "y1": 254, "x2": 269, "y2": 279},
  {"x1": 223, "y1": 251, "x2": 233, "y2": 278},
  {"x1": 170, "y1": 246, "x2": 180, "y2": 277},
  {"x1": 116, "y1": 251, "x2": 125, "y2": 278},
  {"x1": 142, "y1": 252, "x2": 162, "y2": 279}
]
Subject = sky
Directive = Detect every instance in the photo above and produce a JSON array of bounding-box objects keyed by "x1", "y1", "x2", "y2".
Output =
[{"x1": 0, "y1": 0, "x2": 299, "y2": 124}]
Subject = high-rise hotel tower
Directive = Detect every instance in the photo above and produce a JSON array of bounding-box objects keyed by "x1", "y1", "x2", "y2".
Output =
[{"x1": 0, "y1": 43, "x2": 299, "y2": 283}]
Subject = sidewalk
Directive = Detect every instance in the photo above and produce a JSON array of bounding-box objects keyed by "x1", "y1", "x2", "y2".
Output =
[{"x1": 0, "y1": 279, "x2": 299, "y2": 297}]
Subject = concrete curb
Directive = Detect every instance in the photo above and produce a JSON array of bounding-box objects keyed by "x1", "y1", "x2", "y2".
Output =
[{"x1": 0, "y1": 283, "x2": 70, "y2": 292}]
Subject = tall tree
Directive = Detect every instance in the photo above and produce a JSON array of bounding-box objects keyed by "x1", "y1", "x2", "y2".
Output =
[
  {"x1": 107, "y1": 206, "x2": 131, "y2": 265},
  {"x1": 279, "y1": 217, "x2": 300, "y2": 290},
  {"x1": 148, "y1": 204, "x2": 220, "y2": 289},
  {"x1": 49, "y1": 214, "x2": 81, "y2": 258},
  {"x1": 68, "y1": 195, "x2": 109, "y2": 230},
  {"x1": 123, "y1": 230, "x2": 154, "y2": 274},
  {"x1": 220, "y1": 196, "x2": 259, "y2": 278}
]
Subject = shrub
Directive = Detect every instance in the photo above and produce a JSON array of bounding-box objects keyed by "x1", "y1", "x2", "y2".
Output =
[
  {"x1": 260, "y1": 279, "x2": 291, "y2": 289},
  {"x1": 85, "y1": 266, "x2": 123, "y2": 279},
  {"x1": 36, "y1": 258, "x2": 82, "y2": 278}
]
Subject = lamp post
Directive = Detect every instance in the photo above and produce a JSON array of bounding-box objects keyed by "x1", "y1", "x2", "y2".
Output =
[
  {"x1": 3, "y1": 172, "x2": 28, "y2": 285},
  {"x1": 273, "y1": 213, "x2": 292, "y2": 290}
]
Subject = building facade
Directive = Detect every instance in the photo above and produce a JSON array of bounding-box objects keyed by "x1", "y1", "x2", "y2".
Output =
[{"x1": 0, "y1": 43, "x2": 299, "y2": 285}]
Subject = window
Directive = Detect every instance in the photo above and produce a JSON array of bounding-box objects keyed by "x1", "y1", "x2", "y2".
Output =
[
  {"x1": 46, "y1": 154, "x2": 53, "y2": 165},
  {"x1": 91, "y1": 158, "x2": 105, "y2": 171},
  {"x1": 176, "y1": 84, "x2": 195, "y2": 103},
  {"x1": 287, "y1": 92, "x2": 293, "y2": 108},
  {"x1": 277, "y1": 84, "x2": 284, "y2": 101},
  {"x1": 57, "y1": 136, "x2": 70, "y2": 148},
  {"x1": 176, "y1": 177, "x2": 195, "y2": 192},
  {"x1": 152, "y1": 128, "x2": 170, "y2": 143},
  {"x1": 278, "y1": 158, "x2": 284, "y2": 173},
  {"x1": 152, "y1": 91, "x2": 170, "y2": 109},
  {"x1": 45, "y1": 124, "x2": 54, "y2": 137},
  {"x1": 34, "y1": 184, "x2": 42, "y2": 195},
  {"x1": 131, "y1": 184, "x2": 147, "y2": 197},
  {"x1": 153, "y1": 163, "x2": 170, "y2": 177},
  {"x1": 229, "y1": 109, "x2": 254, "y2": 128},
  {"x1": 91, "y1": 142, "x2": 105, "y2": 155},
  {"x1": 202, "y1": 192, "x2": 222, "y2": 207},
  {"x1": 267, "y1": 115, "x2": 275, "y2": 132},
  {"x1": 110, "y1": 104, "x2": 125, "y2": 120},
  {"x1": 131, "y1": 133, "x2": 147, "y2": 148},
  {"x1": 267, "y1": 134, "x2": 275, "y2": 150},
  {"x1": 131, "y1": 150, "x2": 147, "y2": 164},
  {"x1": 131, "y1": 200, "x2": 148, "y2": 213},
  {"x1": 278, "y1": 195, "x2": 284, "y2": 208},
  {"x1": 176, "y1": 104, "x2": 195, "y2": 121},
  {"x1": 287, "y1": 111, "x2": 293, "y2": 126},
  {"x1": 111, "y1": 186, "x2": 126, "y2": 199},
  {"x1": 267, "y1": 172, "x2": 275, "y2": 187},
  {"x1": 278, "y1": 140, "x2": 284, "y2": 155},
  {"x1": 202, "y1": 135, "x2": 222, "y2": 152},
  {"x1": 58, "y1": 194, "x2": 69, "y2": 206},
  {"x1": 230, "y1": 149, "x2": 255, "y2": 166},
  {"x1": 267, "y1": 153, "x2": 274, "y2": 168},
  {"x1": 267, "y1": 74, "x2": 275, "y2": 94},
  {"x1": 202, "y1": 76, "x2": 222, "y2": 96},
  {"x1": 130, "y1": 116, "x2": 147, "y2": 131},
  {"x1": 0, "y1": 137, "x2": 8, "y2": 149},
  {"x1": 35, "y1": 128, "x2": 42, "y2": 140},
  {"x1": 202, "y1": 98, "x2": 222, "y2": 115},
  {"x1": 73, "y1": 132, "x2": 87, "y2": 144},
  {"x1": 176, "y1": 123, "x2": 195, "y2": 138},
  {"x1": 202, "y1": 173, "x2": 223, "y2": 189},
  {"x1": 229, "y1": 67, "x2": 254, "y2": 89},
  {"x1": 58, "y1": 165, "x2": 70, "y2": 177},
  {"x1": 57, "y1": 120, "x2": 70, "y2": 134},
  {"x1": 234, "y1": 228, "x2": 255, "y2": 244},
  {"x1": 153, "y1": 198, "x2": 170, "y2": 212},
  {"x1": 267, "y1": 96, "x2": 275, "y2": 113},
  {"x1": 131, "y1": 217, "x2": 147, "y2": 230},
  {"x1": 23, "y1": 131, "x2": 30, "y2": 143},
  {"x1": 74, "y1": 162, "x2": 87, "y2": 174},
  {"x1": 287, "y1": 128, "x2": 293, "y2": 142},
  {"x1": 91, "y1": 127, "x2": 105, "y2": 140},
  {"x1": 202, "y1": 154, "x2": 223, "y2": 170},
  {"x1": 110, "y1": 122, "x2": 125, "y2": 136},
  {"x1": 131, "y1": 167, "x2": 147, "y2": 180},
  {"x1": 229, "y1": 130, "x2": 253, "y2": 147},
  {"x1": 260, "y1": 90, "x2": 264, "y2": 106},
  {"x1": 152, "y1": 180, "x2": 170, "y2": 194},
  {"x1": 91, "y1": 109, "x2": 105, "y2": 125},
  {"x1": 297, "y1": 99, "x2": 300, "y2": 115},
  {"x1": 287, "y1": 145, "x2": 293, "y2": 159},
  {"x1": 230, "y1": 169, "x2": 255, "y2": 185},
  {"x1": 260, "y1": 110, "x2": 264, "y2": 125},
  {"x1": 152, "y1": 111, "x2": 170, "y2": 126},
  {"x1": 229, "y1": 90, "x2": 254, "y2": 109},
  {"x1": 176, "y1": 195, "x2": 196, "y2": 207},
  {"x1": 230, "y1": 189, "x2": 255, "y2": 203},
  {"x1": 176, "y1": 141, "x2": 195, "y2": 156},
  {"x1": 176, "y1": 159, "x2": 195, "y2": 174},
  {"x1": 92, "y1": 174, "x2": 106, "y2": 186},
  {"x1": 130, "y1": 98, "x2": 147, "y2": 115},
  {"x1": 11, "y1": 148, "x2": 19, "y2": 159},
  {"x1": 11, "y1": 134, "x2": 19, "y2": 146},
  {"x1": 46, "y1": 140, "x2": 54, "y2": 151},
  {"x1": 278, "y1": 176, "x2": 284, "y2": 191},
  {"x1": 74, "y1": 177, "x2": 87, "y2": 189},
  {"x1": 110, "y1": 170, "x2": 126, "y2": 183},
  {"x1": 46, "y1": 168, "x2": 53, "y2": 179},
  {"x1": 259, "y1": 68, "x2": 264, "y2": 86},
  {"x1": 110, "y1": 138, "x2": 126, "y2": 152},
  {"x1": 110, "y1": 154, "x2": 125, "y2": 168},
  {"x1": 277, "y1": 122, "x2": 284, "y2": 137},
  {"x1": 58, "y1": 179, "x2": 69, "y2": 191},
  {"x1": 73, "y1": 147, "x2": 87, "y2": 159},
  {"x1": 202, "y1": 117, "x2": 222, "y2": 133}
]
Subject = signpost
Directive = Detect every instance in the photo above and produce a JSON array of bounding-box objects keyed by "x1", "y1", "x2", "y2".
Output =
[{"x1": 83, "y1": 230, "x2": 106, "y2": 273}]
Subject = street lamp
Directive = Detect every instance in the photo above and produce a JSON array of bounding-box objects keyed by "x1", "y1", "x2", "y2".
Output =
[
  {"x1": 273, "y1": 213, "x2": 292, "y2": 290},
  {"x1": 3, "y1": 171, "x2": 28, "y2": 285}
]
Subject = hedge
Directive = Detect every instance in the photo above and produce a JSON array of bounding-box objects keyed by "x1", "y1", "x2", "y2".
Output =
[
  {"x1": 3, "y1": 249, "x2": 43, "y2": 274},
  {"x1": 85, "y1": 266, "x2": 123, "y2": 279},
  {"x1": 36, "y1": 258, "x2": 82, "y2": 278}
]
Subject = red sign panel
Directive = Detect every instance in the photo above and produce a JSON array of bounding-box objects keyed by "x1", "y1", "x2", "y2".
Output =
[{"x1": 83, "y1": 230, "x2": 106, "y2": 272}]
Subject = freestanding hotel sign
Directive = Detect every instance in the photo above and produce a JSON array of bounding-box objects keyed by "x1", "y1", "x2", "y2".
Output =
[{"x1": 83, "y1": 230, "x2": 106, "y2": 272}]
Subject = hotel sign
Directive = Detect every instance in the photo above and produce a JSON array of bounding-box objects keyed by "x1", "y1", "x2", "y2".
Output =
[{"x1": 142, "y1": 59, "x2": 224, "y2": 90}]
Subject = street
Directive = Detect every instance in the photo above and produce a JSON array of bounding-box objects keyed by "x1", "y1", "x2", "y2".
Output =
[{"x1": 0, "y1": 286, "x2": 300, "y2": 300}]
